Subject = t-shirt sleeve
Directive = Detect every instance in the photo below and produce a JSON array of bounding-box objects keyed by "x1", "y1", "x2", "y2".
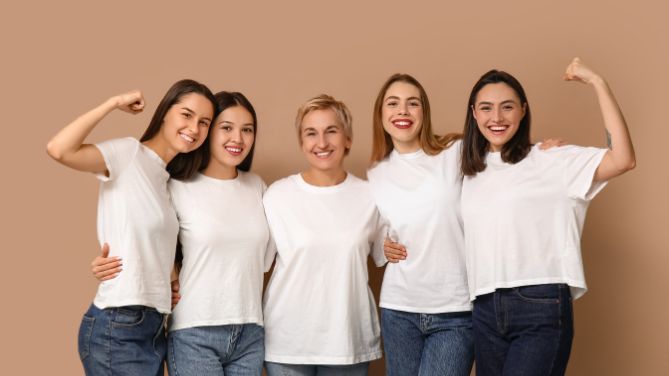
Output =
[
  {"x1": 370, "y1": 213, "x2": 389, "y2": 267},
  {"x1": 94, "y1": 137, "x2": 139, "y2": 182},
  {"x1": 561, "y1": 146, "x2": 608, "y2": 201}
]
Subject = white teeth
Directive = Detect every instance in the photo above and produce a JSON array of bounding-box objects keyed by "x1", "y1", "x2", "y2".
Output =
[
  {"x1": 316, "y1": 151, "x2": 331, "y2": 157},
  {"x1": 226, "y1": 146, "x2": 242, "y2": 153},
  {"x1": 393, "y1": 121, "x2": 411, "y2": 126},
  {"x1": 489, "y1": 126, "x2": 507, "y2": 131},
  {"x1": 179, "y1": 133, "x2": 194, "y2": 143}
]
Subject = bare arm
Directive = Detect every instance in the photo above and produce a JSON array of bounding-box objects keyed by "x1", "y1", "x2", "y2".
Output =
[
  {"x1": 564, "y1": 58, "x2": 636, "y2": 182},
  {"x1": 46, "y1": 91, "x2": 145, "y2": 174}
]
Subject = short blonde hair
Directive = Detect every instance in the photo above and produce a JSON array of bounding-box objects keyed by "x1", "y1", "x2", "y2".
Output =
[{"x1": 295, "y1": 94, "x2": 353, "y2": 146}]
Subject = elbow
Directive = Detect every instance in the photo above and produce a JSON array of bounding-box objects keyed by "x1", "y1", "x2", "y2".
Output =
[
  {"x1": 615, "y1": 156, "x2": 636, "y2": 174},
  {"x1": 46, "y1": 140, "x2": 63, "y2": 161}
]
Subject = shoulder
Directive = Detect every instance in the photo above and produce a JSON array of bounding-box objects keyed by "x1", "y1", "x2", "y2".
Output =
[
  {"x1": 264, "y1": 175, "x2": 296, "y2": 199},
  {"x1": 238, "y1": 171, "x2": 267, "y2": 191}
]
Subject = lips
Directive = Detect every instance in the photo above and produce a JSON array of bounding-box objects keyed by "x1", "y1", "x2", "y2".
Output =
[
  {"x1": 392, "y1": 119, "x2": 413, "y2": 129},
  {"x1": 179, "y1": 132, "x2": 196, "y2": 143},
  {"x1": 487, "y1": 124, "x2": 509, "y2": 135},
  {"x1": 225, "y1": 145, "x2": 243, "y2": 156},
  {"x1": 314, "y1": 150, "x2": 333, "y2": 159}
]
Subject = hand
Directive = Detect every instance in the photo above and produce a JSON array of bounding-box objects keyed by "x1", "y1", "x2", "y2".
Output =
[
  {"x1": 539, "y1": 137, "x2": 565, "y2": 150},
  {"x1": 171, "y1": 279, "x2": 181, "y2": 309},
  {"x1": 564, "y1": 57, "x2": 601, "y2": 85},
  {"x1": 91, "y1": 243, "x2": 122, "y2": 281},
  {"x1": 112, "y1": 90, "x2": 145, "y2": 114},
  {"x1": 384, "y1": 237, "x2": 407, "y2": 263}
]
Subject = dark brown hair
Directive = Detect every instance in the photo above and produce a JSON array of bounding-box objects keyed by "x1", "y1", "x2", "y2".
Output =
[
  {"x1": 370, "y1": 73, "x2": 460, "y2": 164},
  {"x1": 139, "y1": 79, "x2": 217, "y2": 180},
  {"x1": 460, "y1": 70, "x2": 532, "y2": 176}
]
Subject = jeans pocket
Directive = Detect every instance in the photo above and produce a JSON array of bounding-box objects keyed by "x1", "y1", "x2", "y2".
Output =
[
  {"x1": 514, "y1": 284, "x2": 561, "y2": 304},
  {"x1": 112, "y1": 306, "x2": 146, "y2": 327},
  {"x1": 78, "y1": 315, "x2": 95, "y2": 361}
]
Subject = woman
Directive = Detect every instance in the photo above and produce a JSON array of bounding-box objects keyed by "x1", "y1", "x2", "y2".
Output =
[
  {"x1": 367, "y1": 74, "x2": 474, "y2": 376},
  {"x1": 460, "y1": 58, "x2": 635, "y2": 375},
  {"x1": 46, "y1": 79, "x2": 217, "y2": 376},
  {"x1": 93, "y1": 91, "x2": 274, "y2": 376},
  {"x1": 262, "y1": 94, "x2": 386, "y2": 376}
]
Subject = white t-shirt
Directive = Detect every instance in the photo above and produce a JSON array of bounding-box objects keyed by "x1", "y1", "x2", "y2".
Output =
[
  {"x1": 93, "y1": 137, "x2": 179, "y2": 314},
  {"x1": 367, "y1": 141, "x2": 471, "y2": 313},
  {"x1": 262, "y1": 173, "x2": 386, "y2": 365},
  {"x1": 461, "y1": 145, "x2": 608, "y2": 300},
  {"x1": 167, "y1": 171, "x2": 274, "y2": 331}
]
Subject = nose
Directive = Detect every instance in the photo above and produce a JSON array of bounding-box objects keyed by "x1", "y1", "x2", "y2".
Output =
[
  {"x1": 398, "y1": 101, "x2": 409, "y2": 115},
  {"x1": 317, "y1": 132, "x2": 328, "y2": 148},
  {"x1": 492, "y1": 107, "x2": 503, "y2": 122},
  {"x1": 231, "y1": 128, "x2": 242, "y2": 143}
]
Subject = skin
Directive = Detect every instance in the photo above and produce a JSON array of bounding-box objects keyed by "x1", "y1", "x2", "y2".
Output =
[
  {"x1": 299, "y1": 108, "x2": 351, "y2": 186},
  {"x1": 472, "y1": 83, "x2": 527, "y2": 152},
  {"x1": 381, "y1": 81, "x2": 424, "y2": 154},
  {"x1": 47, "y1": 91, "x2": 213, "y2": 174}
]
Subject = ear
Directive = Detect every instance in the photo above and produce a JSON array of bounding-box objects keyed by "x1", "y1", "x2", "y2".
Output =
[
  {"x1": 471, "y1": 105, "x2": 478, "y2": 121},
  {"x1": 521, "y1": 102, "x2": 527, "y2": 119},
  {"x1": 345, "y1": 136, "x2": 353, "y2": 151}
]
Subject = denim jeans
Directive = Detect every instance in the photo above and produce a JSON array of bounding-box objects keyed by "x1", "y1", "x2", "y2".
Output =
[
  {"x1": 473, "y1": 284, "x2": 574, "y2": 376},
  {"x1": 167, "y1": 324, "x2": 264, "y2": 376},
  {"x1": 77, "y1": 303, "x2": 167, "y2": 376},
  {"x1": 264, "y1": 361, "x2": 369, "y2": 376},
  {"x1": 380, "y1": 308, "x2": 474, "y2": 376}
]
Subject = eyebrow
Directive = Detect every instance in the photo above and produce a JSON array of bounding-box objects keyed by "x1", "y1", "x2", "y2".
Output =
[
  {"x1": 302, "y1": 124, "x2": 340, "y2": 133},
  {"x1": 218, "y1": 120, "x2": 254, "y2": 127},
  {"x1": 476, "y1": 99, "x2": 518, "y2": 106},
  {"x1": 385, "y1": 96, "x2": 421, "y2": 102},
  {"x1": 181, "y1": 106, "x2": 212, "y2": 122}
]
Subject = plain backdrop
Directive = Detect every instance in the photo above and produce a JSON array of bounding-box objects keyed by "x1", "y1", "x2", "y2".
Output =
[{"x1": 2, "y1": 1, "x2": 667, "y2": 374}]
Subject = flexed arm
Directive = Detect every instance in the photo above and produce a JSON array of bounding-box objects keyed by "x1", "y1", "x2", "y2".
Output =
[
  {"x1": 46, "y1": 91, "x2": 145, "y2": 174},
  {"x1": 564, "y1": 58, "x2": 636, "y2": 182}
]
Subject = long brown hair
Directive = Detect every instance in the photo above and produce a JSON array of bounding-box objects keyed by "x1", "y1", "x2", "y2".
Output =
[
  {"x1": 140, "y1": 79, "x2": 217, "y2": 180},
  {"x1": 460, "y1": 70, "x2": 531, "y2": 176},
  {"x1": 370, "y1": 73, "x2": 460, "y2": 164}
]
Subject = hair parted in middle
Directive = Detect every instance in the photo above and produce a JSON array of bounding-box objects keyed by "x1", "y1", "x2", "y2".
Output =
[
  {"x1": 295, "y1": 94, "x2": 353, "y2": 153},
  {"x1": 460, "y1": 69, "x2": 532, "y2": 177},
  {"x1": 370, "y1": 73, "x2": 461, "y2": 164}
]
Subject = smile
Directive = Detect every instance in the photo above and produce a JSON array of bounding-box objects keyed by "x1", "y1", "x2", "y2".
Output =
[
  {"x1": 225, "y1": 146, "x2": 243, "y2": 155},
  {"x1": 314, "y1": 151, "x2": 333, "y2": 159},
  {"x1": 392, "y1": 119, "x2": 413, "y2": 129},
  {"x1": 487, "y1": 125, "x2": 509, "y2": 135},
  {"x1": 179, "y1": 132, "x2": 195, "y2": 143}
]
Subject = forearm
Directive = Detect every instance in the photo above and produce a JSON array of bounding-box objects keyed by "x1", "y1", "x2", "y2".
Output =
[{"x1": 46, "y1": 97, "x2": 118, "y2": 161}]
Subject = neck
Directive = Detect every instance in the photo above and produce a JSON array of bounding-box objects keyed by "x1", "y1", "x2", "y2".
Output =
[
  {"x1": 202, "y1": 160, "x2": 238, "y2": 180},
  {"x1": 142, "y1": 138, "x2": 178, "y2": 164},
  {"x1": 392, "y1": 140, "x2": 421, "y2": 154},
  {"x1": 301, "y1": 167, "x2": 347, "y2": 187}
]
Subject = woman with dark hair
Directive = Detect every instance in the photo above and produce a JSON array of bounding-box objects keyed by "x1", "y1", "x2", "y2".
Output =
[
  {"x1": 92, "y1": 92, "x2": 274, "y2": 376},
  {"x1": 367, "y1": 74, "x2": 474, "y2": 376},
  {"x1": 46, "y1": 79, "x2": 217, "y2": 376},
  {"x1": 460, "y1": 58, "x2": 635, "y2": 375}
]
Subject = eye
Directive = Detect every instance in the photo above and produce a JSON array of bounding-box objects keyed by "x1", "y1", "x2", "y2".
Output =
[
  {"x1": 182, "y1": 112, "x2": 192, "y2": 118},
  {"x1": 479, "y1": 105, "x2": 491, "y2": 111},
  {"x1": 199, "y1": 120, "x2": 210, "y2": 127},
  {"x1": 409, "y1": 101, "x2": 421, "y2": 107},
  {"x1": 386, "y1": 101, "x2": 398, "y2": 107},
  {"x1": 220, "y1": 125, "x2": 232, "y2": 131},
  {"x1": 503, "y1": 105, "x2": 515, "y2": 111},
  {"x1": 242, "y1": 127, "x2": 255, "y2": 133}
]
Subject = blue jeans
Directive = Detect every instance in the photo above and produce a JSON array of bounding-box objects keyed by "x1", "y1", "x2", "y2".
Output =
[
  {"x1": 381, "y1": 308, "x2": 474, "y2": 376},
  {"x1": 167, "y1": 324, "x2": 264, "y2": 376},
  {"x1": 264, "y1": 361, "x2": 369, "y2": 376},
  {"x1": 473, "y1": 284, "x2": 574, "y2": 376},
  {"x1": 78, "y1": 303, "x2": 167, "y2": 376}
]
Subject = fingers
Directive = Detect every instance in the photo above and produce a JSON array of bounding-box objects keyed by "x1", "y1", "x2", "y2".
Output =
[
  {"x1": 171, "y1": 279, "x2": 181, "y2": 309},
  {"x1": 101, "y1": 242, "x2": 110, "y2": 258},
  {"x1": 539, "y1": 138, "x2": 565, "y2": 150},
  {"x1": 91, "y1": 252, "x2": 123, "y2": 281},
  {"x1": 384, "y1": 241, "x2": 407, "y2": 263}
]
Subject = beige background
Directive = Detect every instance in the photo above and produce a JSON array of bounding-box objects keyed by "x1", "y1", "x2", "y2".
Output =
[{"x1": 2, "y1": 0, "x2": 667, "y2": 374}]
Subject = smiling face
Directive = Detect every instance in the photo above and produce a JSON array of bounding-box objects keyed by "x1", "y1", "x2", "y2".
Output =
[
  {"x1": 472, "y1": 82, "x2": 526, "y2": 152},
  {"x1": 208, "y1": 105, "x2": 255, "y2": 172},
  {"x1": 300, "y1": 108, "x2": 352, "y2": 173},
  {"x1": 159, "y1": 92, "x2": 214, "y2": 154},
  {"x1": 381, "y1": 81, "x2": 424, "y2": 153}
]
